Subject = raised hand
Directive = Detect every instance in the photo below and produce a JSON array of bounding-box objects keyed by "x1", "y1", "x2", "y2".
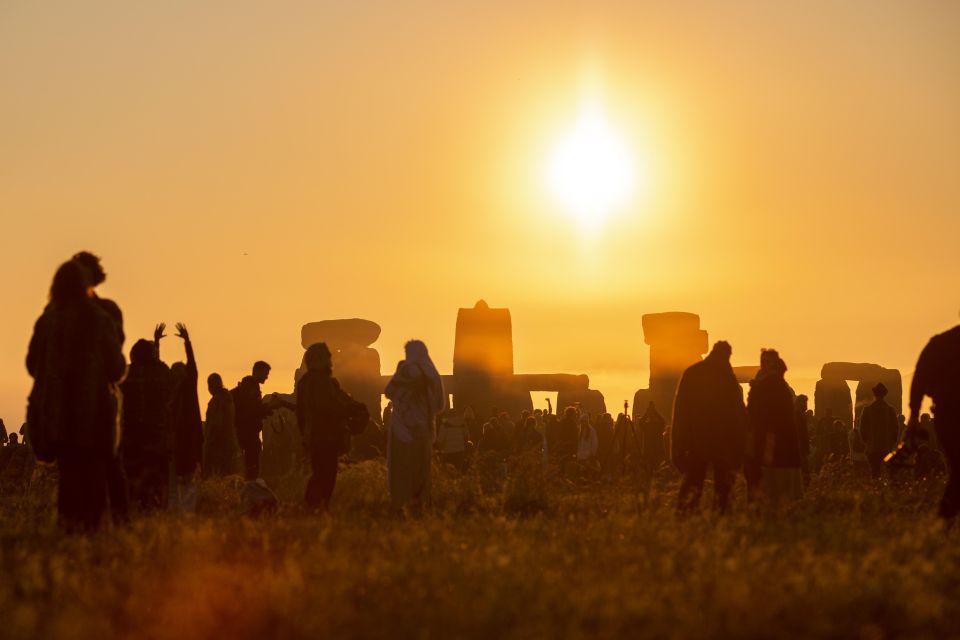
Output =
[
  {"x1": 154, "y1": 323, "x2": 167, "y2": 343},
  {"x1": 175, "y1": 323, "x2": 190, "y2": 341}
]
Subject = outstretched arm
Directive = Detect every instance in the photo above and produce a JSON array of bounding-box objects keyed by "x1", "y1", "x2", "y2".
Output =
[
  {"x1": 175, "y1": 323, "x2": 197, "y2": 377},
  {"x1": 154, "y1": 323, "x2": 167, "y2": 359}
]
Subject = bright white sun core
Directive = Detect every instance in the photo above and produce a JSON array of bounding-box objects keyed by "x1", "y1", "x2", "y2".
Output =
[{"x1": 545, "y1": 104, "x2": 637, "y2": 228}]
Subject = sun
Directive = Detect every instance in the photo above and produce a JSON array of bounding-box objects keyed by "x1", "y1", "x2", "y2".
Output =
[{"x1": 546, "y1": 104, "x2": 636, "y2": 227}]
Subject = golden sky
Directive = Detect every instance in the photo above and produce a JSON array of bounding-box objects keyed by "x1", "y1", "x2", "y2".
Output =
[{"x1": 2, "y1": 1, "x2": 958, "y2": 424}]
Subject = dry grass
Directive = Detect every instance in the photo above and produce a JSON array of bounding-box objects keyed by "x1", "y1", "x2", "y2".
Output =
[{"x1": 0, "y1": 457, "x2": 957, "y2": 640}]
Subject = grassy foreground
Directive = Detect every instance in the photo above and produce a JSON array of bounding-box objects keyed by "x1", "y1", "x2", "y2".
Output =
[{"x1": 0, "y1": 459, "x2": 957, "y2": 640}]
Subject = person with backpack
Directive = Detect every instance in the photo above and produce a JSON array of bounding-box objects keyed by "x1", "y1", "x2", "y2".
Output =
[
  {"x1": 296, "y1": 343, "x2": 367, "y2": 511},
  {"x1": 26, "y1": 261, "x2": 126, "y2": 531}
]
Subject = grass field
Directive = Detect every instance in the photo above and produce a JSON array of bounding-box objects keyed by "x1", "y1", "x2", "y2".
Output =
[{"x1": 0, "y1": 458, "x2": 956, "y2": 640}]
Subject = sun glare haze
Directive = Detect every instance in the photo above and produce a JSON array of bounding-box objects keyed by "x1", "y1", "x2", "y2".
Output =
[{"x1": 546, "y1": 102, "x2": 638, "y2": 228}]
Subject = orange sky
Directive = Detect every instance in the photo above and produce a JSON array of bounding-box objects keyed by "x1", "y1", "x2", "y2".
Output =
[{"x1": 1, "y1": 1, "x2": 958, "y2": 425}]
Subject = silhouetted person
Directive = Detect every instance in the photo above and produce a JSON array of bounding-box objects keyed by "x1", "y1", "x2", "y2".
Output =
[
  {"x1": 595, "y1": 413, "x2": 615, "y2": 477},
  {"x1": 204, "y1": 373, "x2": 239, "y2": 477},
  {"x1": 26, "y1": 261, "x2": 126, "y2": 531},
  {"x1": 385, "y1": 340, "x2": 444, "y2": 515},
  {"x1": 848, "y1": 421, "x2": 868, "y2": 476},
  {"x1": 914, "y1": 429, "x2": 947, "y2": 480},
  {"x1": 515, "y1": 416, "x2": 542, "y2": 454},
  {"x1": 639, "y1": 402, "x2": 666, "y2": 471},
  {"x1": 166, "y1": 324, "x2": 203, "y2": 511},
  {"x1": 907, "y1": 325, "x2": 960, "y2": 521},
  {"x1": 794, "y1": 395, "x2": 812, "y2": 487},
  {"x1": 0, "y1": 432, "x2": 36, "y2": 494},
  {"x1": 829, "y1": 418, "x2": 850, "y2": 460},
  {"x1": 478, "y1": 419, "x2": 508, "y2": 458},
  {"x1": 120, "y1": 329, "x2": 173, "y2": 512},
  {"x1": 813, "y1": 408, "x2": 835, "y2": 472},
  {"x1": 437, "y1": 409, "x2": 469, "y2": 471},
  {"x1": 672, "y1": 341, "x2": 746, "y2": 514},
  {"x1": 497, "y1": 412, "x2": 517, "y2": 451},
  {"x1": 296, "y1": 343, "x2": 360, "y2": 511},
  {"x1": 860, "y1": 382, "x2": 899, "y2": 479},
  {"x1": 233, "y1": 361, "x2": 274, "y2": 480},
  {"x1": 577, "y1": 415, "x2": 599, "y2": 478},
  {"x1": 552, "y1": 407, "x2": 580, "y2": 466},
  {"x1": 72, "y1": 251, "x2": 129, "y2": 523},
  {"x1": 747, "y1": 350, "x2": 803, "y2": 509}
]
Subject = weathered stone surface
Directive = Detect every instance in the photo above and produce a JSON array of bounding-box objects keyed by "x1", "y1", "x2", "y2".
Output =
[
  {"x1": 453, "y1": 300, "x2": 514, "y2": 378},
  {"x1": 815, "y1": 378, "x2": 854, "y2": 426},
  {"x1": 636, "y1": 312, "x2": 709, "y2": 424},
  {"x1": 818, "y1": 362, "x2": 903, "y2": 422},
  {"x1": 733, "y1": 366, "x2": 761, "y2": 384},
  {"x1": 557, "y1": 388, "x2": 606, "y2": 417},
  {"x1": 301, "y1": 319, "x2": 381, "y2": 349}
]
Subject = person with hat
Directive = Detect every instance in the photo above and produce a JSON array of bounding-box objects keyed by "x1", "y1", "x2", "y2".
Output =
[{"x1": 860, "y1": 382, "x2": 899, "y2": 479}]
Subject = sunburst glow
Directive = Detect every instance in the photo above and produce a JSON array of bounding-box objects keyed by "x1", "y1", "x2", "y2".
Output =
[{"x1": 546, "y1": 104, "x2": 636, "y2": 227}]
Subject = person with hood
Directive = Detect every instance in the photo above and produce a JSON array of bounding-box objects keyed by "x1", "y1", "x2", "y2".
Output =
[
  {"x1": 384, "y1": 340, "x2": 444, "y2": 515},
  {"x1": 860, "y1": 382, "x2": 899, "y2": 479},
  {"x1": 296, "y1": 343, "x2": 360, "y2": 511},
  {"x1": 26, "y1": 261, "x2": 126, "y2": 531},
  {"x1": 203, "y1": 373, "x2": 239, "y2": 477},
  {"x1": 166, "y1": 323, "x2": 203, "y2": 511},
  {"x1": 233, "y1": 361, "x2": 275, "y2": 480},
  {"x1": 120, "y1": 327, "x2": 173, "y2": 511},
  {"x1": 746, "y1": 349, "x2": 803, "y2": 509},
  {"x1": 671, "y1": 341, "x2": 747, "y2": 514}
]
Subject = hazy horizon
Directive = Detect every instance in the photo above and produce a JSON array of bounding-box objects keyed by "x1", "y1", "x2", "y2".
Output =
[{"x1": 2, "y1": 1, "x2": 958, "y2": 426}]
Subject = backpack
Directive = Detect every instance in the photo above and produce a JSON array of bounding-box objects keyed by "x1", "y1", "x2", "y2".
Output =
[
  {"x1": 345, "y1": 399, "x2": 369, "y2": 436},
  {"x1": 332, "y1": 398, "x2": 368, "y2": 455}
]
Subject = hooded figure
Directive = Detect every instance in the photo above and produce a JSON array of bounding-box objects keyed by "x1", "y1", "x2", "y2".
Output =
[
  {"x1": 746, "y1": 350, "x2": 802, "y2": 508},
  {"x1": 384, "y1": 340, "x2": 444, "y2": 513},
  {"x1": 296, "y1": 342, "x2": 359, "y2": 511},
  {"x1": 671, "y1": 341, "x2": 746, "y2": 514}
]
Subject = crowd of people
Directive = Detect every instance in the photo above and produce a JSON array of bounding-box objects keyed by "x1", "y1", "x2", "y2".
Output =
[{"x1": 11, "y1": 253, "x2": 960, "y2": 532}]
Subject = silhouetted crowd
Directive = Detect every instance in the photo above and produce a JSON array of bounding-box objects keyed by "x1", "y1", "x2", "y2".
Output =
[{"x1": 11, "y1": 253, "x2": 960, "y2": 532}]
